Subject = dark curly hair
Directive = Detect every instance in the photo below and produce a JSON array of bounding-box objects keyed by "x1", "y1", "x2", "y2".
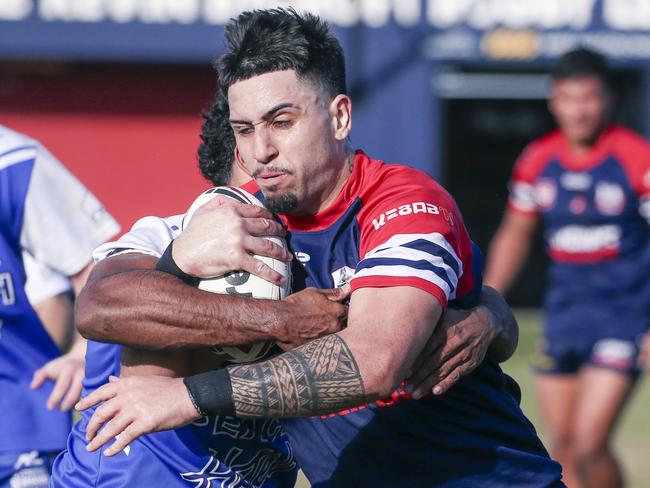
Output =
[{"x1": 197, "y1": 90, "x2": 235, "y2": 186}]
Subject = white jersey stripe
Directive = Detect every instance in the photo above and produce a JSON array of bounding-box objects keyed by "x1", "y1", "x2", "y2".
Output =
[
  {"x1": 0, "y1": 146, "x2": 37, "y2": 171},
  {"x1": 364, "y1": 232, "x2": 462, "y2": 272},
  {"x1": 509, "y1": 181, "x2": 537, "y2": 212},
  {"x1": 364, "y1": 244, "x2": 459, "y2": 288},
  {"x1": 353, "y1": 264, "x2": 455, "y2": 299}
]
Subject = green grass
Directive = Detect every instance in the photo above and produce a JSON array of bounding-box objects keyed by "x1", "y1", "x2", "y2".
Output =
[{"x1": 295, "y1": 309, "x2": 650, "y2": 487}]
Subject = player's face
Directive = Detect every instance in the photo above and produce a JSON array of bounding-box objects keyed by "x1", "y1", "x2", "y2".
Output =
[
  {"x1": 228, "y1": 70, "x2": 350, "y2": 215},
  {"x1": 549, "y1": 75, "x2": 609, "y2": 147}
]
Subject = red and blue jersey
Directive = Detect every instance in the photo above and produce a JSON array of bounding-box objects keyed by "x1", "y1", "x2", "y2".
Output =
[
  {"x1": 509, "y1": 126, "x2": 650, "y2": 324},
  {"x1": 510, "y1": 126, "x2": 650, "y2": 373},
  {"x1": 509, "y1": 126, "x2": 650, "y2": 291},
  {"x1": 278, "y1": 151, "x2": 562, "y2": 487}
]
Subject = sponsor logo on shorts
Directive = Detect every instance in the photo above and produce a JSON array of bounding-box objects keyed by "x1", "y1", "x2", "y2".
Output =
[
  {"x1": 10, "y1": 451, "x2": 49, "y2": 488},
  {"x1": 592, "y1": 339, "x2": 636, "y2": 370}
]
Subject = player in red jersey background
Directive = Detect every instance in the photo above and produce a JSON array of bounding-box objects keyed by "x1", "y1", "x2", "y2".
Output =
[{"x1": 486, "y1": 48, "x2": 650, "y2": 488}]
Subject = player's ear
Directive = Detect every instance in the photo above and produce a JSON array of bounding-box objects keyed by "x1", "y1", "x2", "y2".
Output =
[
  {"x1": 329, "y1": 94, "x2": 352, "y2": 141},
  {"x1": 234, "y1": 147, "x2": 252, "y2": 177}
]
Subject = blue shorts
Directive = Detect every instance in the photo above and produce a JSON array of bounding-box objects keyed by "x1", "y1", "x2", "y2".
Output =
[
  {"x1": 533, "y1": 296, "x2": 647, "y2": 377},
  {"x1": 0, "y1": 450, "x2": 58, "y2": 488}
]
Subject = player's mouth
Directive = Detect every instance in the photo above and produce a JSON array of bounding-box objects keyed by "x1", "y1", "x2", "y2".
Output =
[{"x1": 257, "y1": 172, "x2": 289, "y2": 187}]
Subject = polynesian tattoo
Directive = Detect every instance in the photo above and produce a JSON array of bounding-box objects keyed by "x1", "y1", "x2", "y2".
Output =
[{"x1": 228, "y1": 334, "x2": 365, "y2": 417}]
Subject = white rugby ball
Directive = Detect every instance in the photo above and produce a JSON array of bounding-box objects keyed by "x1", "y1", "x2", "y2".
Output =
[{"x1": 181, "y1": 186, "x2": 291, "y2": 364}]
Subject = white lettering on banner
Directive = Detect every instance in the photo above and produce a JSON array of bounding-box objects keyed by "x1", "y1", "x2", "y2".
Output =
[
  {"x1": 32, "y1": 0, "x2": 421, "y2": 27},
  {"x1": 604, "y1": 0, "x2": 650, "y2": 30},
  {"x1": 39, "y1": 0, "x2": 201, "y2": 24},
  {"x1": 427, "y1": 0, "x2": 596, "y2": 29},
  {"x1": 548, "y1": 225, "x2": 621, "y2": 253},
  {"x1": 0, "y1": 0, "x2": 31, "y2": 20}
]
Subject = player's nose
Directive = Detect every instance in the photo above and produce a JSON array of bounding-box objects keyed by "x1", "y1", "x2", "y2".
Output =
[{"x1": 252, "y1": 127, "x2": 278, "y2": 164}]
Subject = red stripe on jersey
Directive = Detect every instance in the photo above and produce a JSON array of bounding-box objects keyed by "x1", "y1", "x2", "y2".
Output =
[
  {"x1": 350, "y1": 275, "x2": 448, "y2": 308},
  {"x1": 549, "y1": 247, "x2": 619, "y2": 263}
]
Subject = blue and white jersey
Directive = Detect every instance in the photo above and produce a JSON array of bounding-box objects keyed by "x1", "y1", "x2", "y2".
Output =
[
  {"x1": 0, "y1": 125, "x2": 119, "y2": 454},
  {"x1": 23, "y1": 252, "x2": 71, "y2": 306},
  {"x1": 51, "y1": 215, "x2": 297, "y2": 488}
]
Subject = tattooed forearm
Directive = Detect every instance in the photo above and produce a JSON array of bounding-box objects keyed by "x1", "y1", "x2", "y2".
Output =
[{"x1": 228, "y1": 334, "x2": 365, "y2": 418}]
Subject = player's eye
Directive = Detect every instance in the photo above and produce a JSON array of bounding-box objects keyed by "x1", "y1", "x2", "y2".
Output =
[
  {"x1": 234, "y1": 126, "x2": 254, "y2": 136},
  {"x1": 272, "y1": 119, "x2": 293, "y2": 129}
]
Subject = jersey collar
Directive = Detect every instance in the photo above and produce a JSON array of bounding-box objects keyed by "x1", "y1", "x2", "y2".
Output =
[{"x1": 282, "y1": 150, "x2": 367, "y2": 232}]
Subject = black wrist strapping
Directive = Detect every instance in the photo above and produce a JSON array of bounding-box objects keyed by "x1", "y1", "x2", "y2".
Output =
[
  {"x1": 155, "y1": 241, "x2": 201, "y2": 286},
  {"x1": 183, "y1": 368, "x2": 236, "y2": 417}
]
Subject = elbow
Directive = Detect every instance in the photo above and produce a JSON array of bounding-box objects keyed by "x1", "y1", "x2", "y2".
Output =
[
  {"x1": 362, "y1": 361, "x2": 404, "y2": 401},
  {"x1": 74, "y1": 280, "x2": 113, "y2": 341}
]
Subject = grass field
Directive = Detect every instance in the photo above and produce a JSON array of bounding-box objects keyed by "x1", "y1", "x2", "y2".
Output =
[{"x1": 295, "y1": 309, "x2": 650, "y2": 487}]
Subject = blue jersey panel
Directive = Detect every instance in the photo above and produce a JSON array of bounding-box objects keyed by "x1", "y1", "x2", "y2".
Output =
[
  {"x1": 52, "y1": 408, "x2": 297, "y2": 488},
  {"x1": 285, "y1": 362, "x2": 560, "y2": 488},
  {"x1": 0, "y1": 158, "x2": 69, "y2": 453},
  {"x1": 59, "y1": 340, "x2": 297, "y2": 486}
]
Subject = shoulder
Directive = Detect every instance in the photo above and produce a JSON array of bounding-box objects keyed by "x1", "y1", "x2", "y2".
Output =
[
  {"x1": 608, "y1": 126, "x2": 650, "y2": 193},
  {"x1": 0, "y1": 125, "x2": 36, "y2": 153},
  {"x1": 93, "y1": 214, "x2": 183, "y2": 262},
  {"x1": 0, "y1": 126, "x2": 38, "y2": 173},
  {"x1": 512, "y1": 130, "x2": 563, "y2": 181},
  {"x1": 609, "y1": 125, "x2": 650, "y2": 163},
  {"x1": 355, "y1": 157, "x2": 468, "y2": 255},
  {"x1": 359, "y1": 158, "x2": 455, "y2": 212}
]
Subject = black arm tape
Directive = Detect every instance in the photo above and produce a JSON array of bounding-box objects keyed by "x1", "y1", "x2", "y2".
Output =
[
  {"x1": 183, "y1": 368, "x2": 235, "y2": 417},
  {"x1": 155, "y1": 241, "x2": 201, "y2": 286}
]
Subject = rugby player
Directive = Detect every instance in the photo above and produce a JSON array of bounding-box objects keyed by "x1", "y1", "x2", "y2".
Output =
[
  {"x1": 485, "y1": 48, "x2": 650, "y2": 488},
  {"x1": 78, "y1": 9, "x2": 564, "y2": 487},
  {"x1": 23, "y1": 253, "x2": 75, "y2": 353},
  {"x1": 49, "y1": 93, "x2": 325, "y2": 488},
  {"x1": 0, "y1": 124, "x2": 119, "y2": 487},
  {"x1": 52, "y1": 89, "x2": 518, "y2": 487}
]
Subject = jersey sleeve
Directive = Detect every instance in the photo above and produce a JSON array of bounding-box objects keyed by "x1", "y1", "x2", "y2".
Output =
[
  {"x1": 624, "y1": 142, "x2": 650, "y2": 226},
  {"x1": 507, "y1": 142, "x2": 546, "y2": 215},
  {"x1": 93, "y1": 214, "x2": 183, "y2": 262},
  {"x1": 611, "y1": 130, "x2": 650, "y2": 226},
  {"x1": 19, "y1": 142, "x2": 120, "y2": 276},
  {"x1": 352, "y1": 167, "x2": 476, "y2": 310},
  {"x1": 22, "y1": 251, "x2": 71, "y2": 305},
  {"x1": 639, "y1": 173, "x2": 650, "y2": 225}
]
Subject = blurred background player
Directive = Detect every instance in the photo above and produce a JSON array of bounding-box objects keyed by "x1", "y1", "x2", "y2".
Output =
[
  {"x1": 23, "y1": 253, "x2": 74, "y2": 353},
  {"x1": 485, "y1": 48, "x2": 650, "y2": 488},
  {"x1": 0, "y1": 124, "x2": 119, "y2": 488}
]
